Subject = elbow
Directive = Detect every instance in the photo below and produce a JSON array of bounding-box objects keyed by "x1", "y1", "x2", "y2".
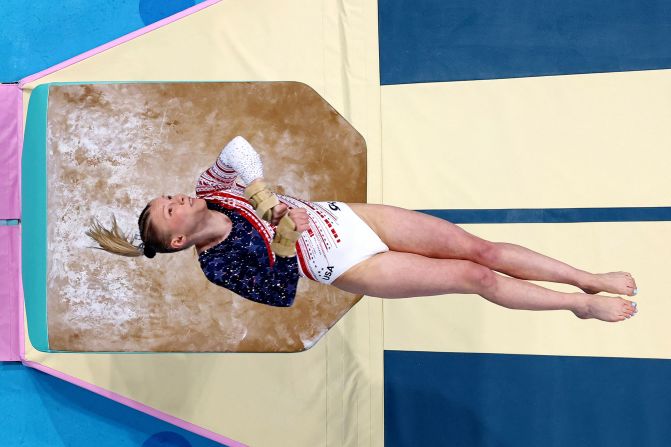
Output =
[
  {"x1": 230, "y1": 135, "x2": 249, "y2": 145},
  {"x1": 222, "y1": 135, "x2": 250, "y2": 154}
]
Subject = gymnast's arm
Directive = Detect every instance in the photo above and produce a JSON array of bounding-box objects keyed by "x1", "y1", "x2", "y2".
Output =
[
  {"x1": 195, "y1": 135, "x2": 265, "y2": 195},
  {"x1": 200, "y1": 244, "x2": 300, "y2": 307}
]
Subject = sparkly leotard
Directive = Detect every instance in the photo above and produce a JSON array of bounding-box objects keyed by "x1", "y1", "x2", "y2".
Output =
[
  {"x1": 195, "y1": 136, "x2": 389, "y2": 306},
  {"x1": 198, "y1": 202, "x2": 299, "y2": 307}
]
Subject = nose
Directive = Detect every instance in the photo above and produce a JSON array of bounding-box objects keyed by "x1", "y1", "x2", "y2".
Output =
[
  {"x1": 168, "y1": 195, "x2": 187, "y2": 206},
  {"x1": 171, "y1": 194, "x2": 185, "y2": 205}
]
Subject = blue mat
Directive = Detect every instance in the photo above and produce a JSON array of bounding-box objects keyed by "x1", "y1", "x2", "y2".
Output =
[
  {"x1": 0, "y1": 362, "x2": 228, "y2": 446},
  {"x1": 0, "y1": 0, "x2": 206, "y2": 82}
]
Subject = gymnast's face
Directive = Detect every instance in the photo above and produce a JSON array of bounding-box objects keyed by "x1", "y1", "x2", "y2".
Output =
[{"x1": 148, "y1": 194, "x2": 208, "y2": 249}]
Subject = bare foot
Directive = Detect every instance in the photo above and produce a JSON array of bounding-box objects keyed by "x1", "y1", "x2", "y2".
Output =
[
  {"x1": 572, "y1": 293, "x2": 637, "y2": 322},
  {"x1": 579, "y1": 272, "x2": 637, "y2": 296}
]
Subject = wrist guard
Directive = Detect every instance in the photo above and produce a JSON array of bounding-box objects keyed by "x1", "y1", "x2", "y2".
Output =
[
  {"x1": 244, "y1": 180, "x2": 279, "y2": 221},
  {"x1": 272, "y1": 215, "x2": 301, "y2": 257}
]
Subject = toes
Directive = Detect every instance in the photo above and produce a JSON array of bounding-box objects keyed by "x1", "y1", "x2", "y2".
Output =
[
  {"x1": 623, "y1": 301, "x2": 638, "y2": 317},
  {"x1": 625, "y1": 278, "x2": 637, "y2": 293},
  {"x1": 621, "y1": 301, "x2": 636, "y2": 316}
]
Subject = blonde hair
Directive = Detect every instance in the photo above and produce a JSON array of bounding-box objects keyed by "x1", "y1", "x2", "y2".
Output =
[
  {"x1": 86, "y1": 215, "x2": 144, "y2": 257},
  {"x1": 87, "y1": 201, "x2": 180, "y2": 258}
]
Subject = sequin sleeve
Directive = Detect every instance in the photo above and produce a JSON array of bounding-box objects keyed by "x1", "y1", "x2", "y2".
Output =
[
  {"x1": 201, "y1": 248, "x2": 299, "y2": 307},
  {"x1": 196, "y1": 136, "x2": 264, "y2": 194},
  {"x1": 199, "y1": 207, "x2": 300, "y2": 307}
]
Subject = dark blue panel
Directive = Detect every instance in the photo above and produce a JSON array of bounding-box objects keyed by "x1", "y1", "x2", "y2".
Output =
[
  {"x1": 385, "y1": 351, "x2": 671, "y2": 447},
  {"x1": 379, "y1": 0, "x2": 671, "y2": 84},
  {"x1": 420, "y1": 206, "x2": 671, "y2": 224},
  {"x1": 139, "y1": 0, "x2": 196, "y2": 26},
  {"x1": 0, "y1": 0, "x2": 205, "y2": 82},
  {"x1": 0, "y1": 362, "x2": 228, "y2": 446}
]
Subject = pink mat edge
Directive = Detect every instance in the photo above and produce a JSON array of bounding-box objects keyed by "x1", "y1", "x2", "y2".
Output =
[
  {"x1": 1, "y1": 84, "x2": 21, "y2": 361},
  {"x1": 0, "y1": 227, "x2": 20, "y2": 361},
  {"x1": 17, "y1": 2, "x2": 248, "y2": 446},
  {"x1": 0, "y1": 84, "x2": 21, "y2": 221},
  {"x1": 18, "y1": 0, "x2": 223, "y2": 88}
]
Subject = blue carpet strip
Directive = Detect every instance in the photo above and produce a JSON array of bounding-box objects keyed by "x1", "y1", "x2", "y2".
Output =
[
  {"x1": 420, "y1": 206, "x2": 671, "y2": 224},
  {"x1": 379, "y1": 0, "x2": 671, "y2": 84},
  {"x1": 385, "y1": 351, "x2": 671, "y2": 447}
]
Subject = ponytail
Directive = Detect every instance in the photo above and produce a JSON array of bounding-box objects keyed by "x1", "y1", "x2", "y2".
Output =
[
  {"x1": 86, "y1": 215, "x2": 150, "y2": 258},
  {"x1": 88, "y1": 200, "x2": 182, "y2": 258}
]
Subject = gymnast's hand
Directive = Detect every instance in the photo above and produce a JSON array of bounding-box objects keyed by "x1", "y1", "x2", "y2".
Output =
[
  {"x1": 270, "y1": 204, "x2": 309, "y2": 231},
  {"x1": 270, "y1": 203, "x2": 289, "y2": 226},
  {"x1": 288, "y1": 207, "x2": 309, "y2": 232}
]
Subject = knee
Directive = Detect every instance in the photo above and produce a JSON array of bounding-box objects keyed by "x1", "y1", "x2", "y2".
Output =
[
  {"x1": 471, "y1": 241, "x2": 501, "y2": 266},
  {"x1": 462, "y1": 261, "x2": 497, "y2": 293}
]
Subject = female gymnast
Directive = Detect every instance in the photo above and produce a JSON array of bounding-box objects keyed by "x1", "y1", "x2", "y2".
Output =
[{"x1": 88, "y1": 136, "x2": 638, "y2": 322}]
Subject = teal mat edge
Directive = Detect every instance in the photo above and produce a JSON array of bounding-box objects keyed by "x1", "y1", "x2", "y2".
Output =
[
  {"x1": 22, "y1": 82, "x2": 228, "y2": 354},
  {"x1": 22, "y1": 83, "x2": 49, "y2": 352},
  {"x1": 21, "y1": 81, "x2": 319, "y2": 354}
]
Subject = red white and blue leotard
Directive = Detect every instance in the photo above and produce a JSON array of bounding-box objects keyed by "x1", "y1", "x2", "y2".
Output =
[
  {"x1": 197, "y1": 200, "x2": 300, "y2": 307},
  {"x1": 195, "y1": 136, "x2": 388, "y2": 307}
]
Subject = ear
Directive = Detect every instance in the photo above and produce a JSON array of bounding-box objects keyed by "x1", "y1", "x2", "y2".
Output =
[{"x1": 170, "y1": 234, "x2": 186, "y2": 249}]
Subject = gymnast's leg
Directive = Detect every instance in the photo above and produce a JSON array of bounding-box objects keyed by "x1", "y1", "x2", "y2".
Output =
[
  {"x1": 332, "y1": 252, "x2": 637, "y2": 322},
  {"x1": 347, "y1": 203, "x2": 637, "y2": 297}
]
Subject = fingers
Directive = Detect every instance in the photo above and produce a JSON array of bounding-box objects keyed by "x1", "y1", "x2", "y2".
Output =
[
  {"x1": 270, "y1": 203, "x2": 288, "y2": 225},
  {"x1": 289, "y1": 214, "x2": 309, "y2": 231},
  {"x1": 268, "y1": 205, "x2": 309, "y2": 231},
  {"x1": 288, "y1": 208, "x2": 309, "y2": 232}
]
